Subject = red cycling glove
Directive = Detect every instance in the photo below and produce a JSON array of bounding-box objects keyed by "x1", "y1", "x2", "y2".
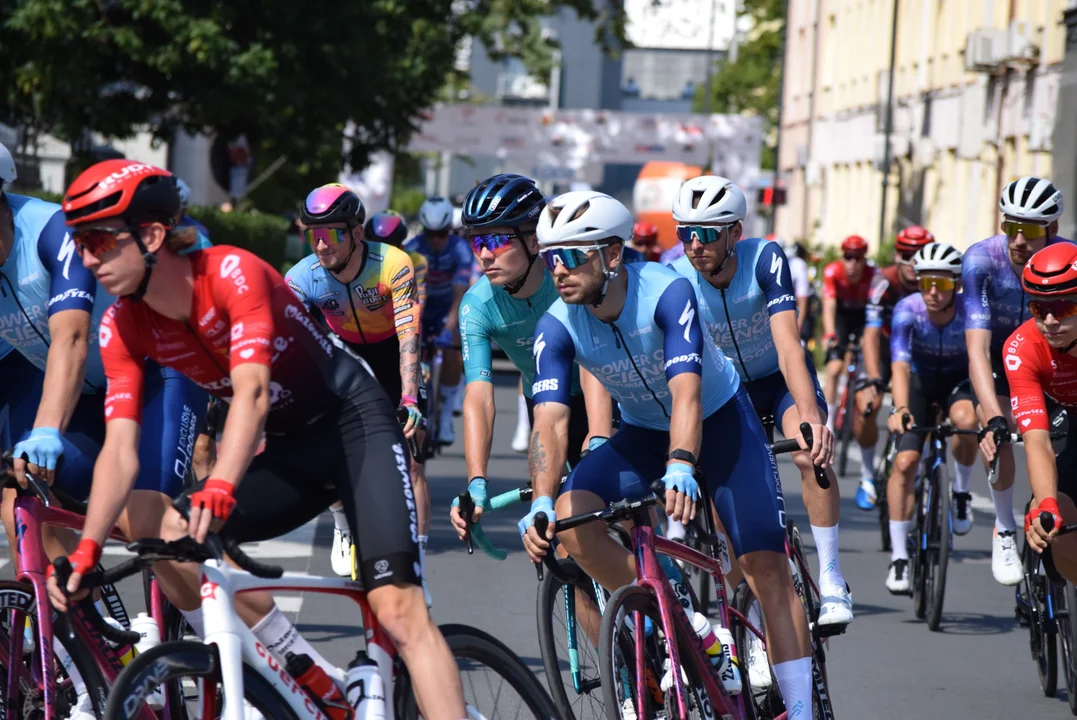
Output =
[
  {"x1": 1026, "y1": 497, "x2": 1063, "y2": 534},
  {"x1": 189, "y1": 479, "x2": 237, "y2": 522},
  {"x1": 47, "y1": 538, "x2": 102, "y2": 581}
]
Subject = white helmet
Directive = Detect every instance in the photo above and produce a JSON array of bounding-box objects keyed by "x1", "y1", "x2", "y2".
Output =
[
  {"x1": 912, "y1": 242, "x2": 962, "y2": 276},
  {"x1": 536, "y1": 191, "x2": 634, "y2": 247},
  {"x1": 672, "y1": 175, "x2": 746, "y2": 225},
  {"x1": 0, "y1": 142, "x2": 16, "y2": 190},
  {"x1": 999, "y1": 176, "x2": 1063, "y2": 224},
  {"x1": 419, "y1": 197, "x2": 454, "y2": 232},
  {"x1": 452, "y1": 206, "x2": 463, "y2": 230}
]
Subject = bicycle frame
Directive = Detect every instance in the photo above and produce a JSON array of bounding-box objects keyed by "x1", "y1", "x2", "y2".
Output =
[{"x1": 196, "y1": 559, "x2": 396, "y2": 720}]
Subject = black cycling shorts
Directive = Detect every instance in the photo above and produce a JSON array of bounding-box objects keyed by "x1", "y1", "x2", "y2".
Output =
[
  {"x1": 220, "y1": 384, "x2": 421, "y2": 591},
  {"x1": 825, "y1": 308, "x2": 867, "y2": 363},
  {"x1": 895, "y1": 373, "x2": 974, "y2": 453},
  {"x1": 526, "y1": 393, "x2": 589, "y2": 469}
]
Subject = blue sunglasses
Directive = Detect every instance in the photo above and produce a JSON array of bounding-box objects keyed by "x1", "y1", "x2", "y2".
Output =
[
  {"x1": 540, "y1": 245, "x2": 607, "y2": 271},
  {"x1": 675, "y1": 224, "x2": 730, "y2": 244},
  {"x1": 470, "y1": 232, "x2": 518, "y2": 256}
]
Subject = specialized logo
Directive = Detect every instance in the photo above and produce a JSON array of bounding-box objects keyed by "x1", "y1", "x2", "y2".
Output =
[
  {"x1": 678, "y1": 300, "x2": 694, "y2": 342},
  {"x1": 769, "y1": 252, "x2": 784, "y2": 287},
  {"x1": 534, "y1": 332, "x2": 546, "y2": 374},
  {"x1": 57, "y1": 233, "x2": 76, "y2": 280}
]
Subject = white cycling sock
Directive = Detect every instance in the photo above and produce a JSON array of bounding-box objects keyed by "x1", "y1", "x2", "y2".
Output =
[
  {"x1": 54, "y1": 638, "x2": 87, "y2": 696},
  {"x1": 516, "y1": 393, "x2": 529, "y2": 432},
  {"x1": 826, "y1": 403, "x2": 836, "y2": 432},
  {"x1": 252, "y1": 606, "x2": 343, "y2": 682},
  {"x1": 953, "y1": 460, "x2": 974, "y2": 495},
  {"x1": 889, "y1": 520, "x2": 910, "y2": 561},
  {"x1": 859, "y1": 445, "x2": 875, "y2": 483},
  {"x1": 330, "y1": 504, "x2": 349, "y2": 533},
  {"x1": 665, "y1": 518, "x2": 687, "y2": 542},
  {"x1": 810, "y1": 524, "x2": 844, "y2": 591},
  {"x1": 990, "y1": 485, "x2": 1017, "y2": 531},
  {"x1": 418, "y1": 534, "x2": 428, "y2": 573},
  {"x1": 180, "y1": 607, "x2": 205, "y2": 638},
  {"x1": 773, "y1": 657, "x2": 813, "y2": 719}
]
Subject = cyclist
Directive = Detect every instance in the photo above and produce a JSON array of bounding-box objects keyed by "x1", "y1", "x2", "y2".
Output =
[
  {"x1": 406, "y1": 196, "x2": 471, "y2": 445},
  {"x1": 821, "y1": 234, "x2": 875, "y2": 434},
  {"x1": 47, "y1": 161, "x2": 468, "y2": 719},
  {"x1": 854, "y1": 225, "x2": 933, "y2": 510},
  {"x1": 881, "y1": 243, "x2": 977, "y2": 593},
  {"x1": 776, "y1": 236, "x2": 812, "y2": 334},
  {"x1": 523, "y1": 189, "x2": 816, "y2": 715},
  {"x1": 668, "y1": 176, "x2": 850, "y2": 634},
  {"x1": 965, "y1": 176, "x2": 1072, "y2": 586},
  {"x1": 446, "y1": 174, "x2": 613, "y2": 540},
  {"x1": 631, "y1": 220, "x2": 661, "y2": 261},
  {"x1": 284, "y1": 189, "x2": 428, "y2": 596},
  {"x1": 367, "y1": 210, "x2": 429, "y2": 318},
  {"x1": 1012, "y1": 243, "x2": 1077, "y2": 582}
]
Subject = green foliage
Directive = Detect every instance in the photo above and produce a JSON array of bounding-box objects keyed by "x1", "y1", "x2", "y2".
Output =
[
  {"x1": 390, "y1": 184, "x2": 427, "y2": 219},
  {"x1": 188, "y1": 206, "x2": 289, "y2": 270},
  {"x1": 875, "y1": 235, "x2": 897, "y2": 267},
  {"x1": 9, "y1": 186, "x2": 62, "y2": 204}
]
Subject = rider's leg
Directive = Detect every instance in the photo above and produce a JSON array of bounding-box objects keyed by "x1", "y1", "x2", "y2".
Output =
[
  {"x1": 512, "y1": 377, "x2": 530, "y2": 452},
  {"x1": 976, "y1": 398, "x2": 1022, "y2": 585},
  {"x1": 949, "y1": 397, "x2": 979, "y2": 534},
  {"x1": 885, "y1": 444, "x2": 920, "y2": 592},
  {"x1": 823, "y1": 357, "x2": 843, "y2": 430}
]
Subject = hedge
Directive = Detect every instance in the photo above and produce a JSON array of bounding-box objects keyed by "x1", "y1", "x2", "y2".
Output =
[{"x1": 187, "y1": 205, "x2": 290, "y2": 271}]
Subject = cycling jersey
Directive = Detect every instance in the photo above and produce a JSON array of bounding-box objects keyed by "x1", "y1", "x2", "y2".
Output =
[
  {"x1": 865, "y1": 265, "x2": 913, "y2": 332},
  {"x1": 889, "y1": 293, "x2": 968, "y2": 375},
  {"x1": 407, "y1": 249, "x2": 428, "y2": 313},
  {"x1": 822, "y1": 260, "x2": 875, "y2": 307},
  {"x1": 284, "y1": 242, "x2": 419, "y2": 346},
  {"x1": 963, "y1": 234, "x2": 1074, "y2": 352},
  {"x1": 660, "y1": 243, "x2": 685, "y2": 265},
  {"x1": 1005, "y1": 319, "x2": 1077, "y2": 433},
  {"x1": 459, "y1": 269, "x2": 582, "y2": 399},
  {"x1": 0, "y1": 194, "x2": 113, "y2": 391},
  {"x1": 669, "y1": 237, "x2": 796, "y2": 383},
  {"x1": 532, "y1": 262, "x2": 739, "y2": 432},
  {"x1": 788, "y1": 255, "x2": 811, "y2": 298},
  {"x1": 405, "y1": 232, "x2": 472, "y2": 315}
]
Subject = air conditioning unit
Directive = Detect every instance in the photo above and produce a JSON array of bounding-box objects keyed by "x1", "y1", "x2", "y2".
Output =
[
  {"x1": 1004, "y1": 20, "x2": 1039, "y2": 65},
  {"x1": 965, "y1": 29, "x2": 1006, "y2": 72}
]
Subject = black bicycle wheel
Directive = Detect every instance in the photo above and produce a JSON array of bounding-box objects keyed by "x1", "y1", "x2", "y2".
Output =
[
  {"x1": 536, "y1": 558, "x2": 607, "y2": 720},
  {"x1": 1026, "y1": 543, "x2": 1059, "y2": 697},
  {"x1": 875, "y1": 436, "x2": 895, "y2": 552},
  {"x1": 400, "y1": 624, "x2": 558, "y2": 719},
  {"x1": 787, "y1": 521, "x2": 821, "y2": 636},
  {"x1": 104, "y1": 640, "x2": 297, "y2": 720},
  {"x1": 926, "y1": 463, "x2": 952, "y2": 632},
  {"x1": 912, "y1": 473, "x2": 928, "y2": 620},
  {"x1": 1058, "y1": 580, "x2": 1077, "y2": 715},
  {"x1": 836, "y1": 384, "x2": 856, "y2": 478}
]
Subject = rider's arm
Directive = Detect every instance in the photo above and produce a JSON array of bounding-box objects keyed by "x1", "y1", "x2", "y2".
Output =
[
  {"x1": 962, "y1": 247, "x2": 1003, "y2": 418},
  {"x1": 445, "y1": 242, "x2": 472, "y2": 333},
  {"x1": 389, "y1": 252, "x2": 421, "y2": 402},
  {"x1": 460, "y1": 294, "x2": 495, "y2": 479},
  {"x1": 861, "y1": 275, "x2": 888, "y2": 378},
  {"x1": 1007, "y1": 337, "x2": 1056, "y2": 502},
  {"x1": 791, "y1": 258, "x2": 811, "y2": 333},
  {"x1": 821, "y1": 263, "x2": 838, "y2": 338},
  {"x1": 889, "y1": 307, "x2": 914, "y2": 412},
  {"x1": 530, "y1": 314, "x2": 577, "y2": 500},
  {"x1": 890, "y1": 361, "x2": 911, "y2": 414},
  {"x1": 796, "y1": 296, "x2": 809, "y2": 333},
  {"x1": 656, "y1": 278, "x2": 706, "y2": 458},
  {"x1": 967, "y1": 328, "x2": 1001, "y2": 418},
  {"x1": 410, "y1": 252, "x2": 428, "y2": 319},
  {"x1": 580, "y1": 367, "x2": 614, "y2": 443},
  {"x1": 1025, "y1": 429, "x2": 1057, "y2": 505}
]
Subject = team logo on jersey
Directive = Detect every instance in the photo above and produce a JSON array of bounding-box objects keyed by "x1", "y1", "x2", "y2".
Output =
[
  {"x1": 355, "y1": 283, "x2": 390, "y2": 311},
  {"x1": 324, "y1": 299, "x2": 339, "y2": 310}
]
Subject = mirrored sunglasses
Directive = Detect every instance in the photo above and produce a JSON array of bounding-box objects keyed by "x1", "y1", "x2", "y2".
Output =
[
  {"x1": 470, "y1": 233, "x2": 517, "y2": 257},
  {"x1": 304, "y1": 227, "x2": 349, "y2": 246},
  {"x1": 918, "y1": 276, "x2": 956, "y2": 293},
  {"x1": 1002, "y1": 221, "x2": 1047, "y2": 239},
  {"x1": 74, "y1": 226, "x2": 131, "y2": 257},
  {"x1": 1029, "y1": 299, "x2": 1077, "y2": 321},
  {"x1": 675, "y1": 225, "x2": 726, "y2": 245},
  {"x1": 540, "y1": 245, "x2": 606, "y2": 271}
]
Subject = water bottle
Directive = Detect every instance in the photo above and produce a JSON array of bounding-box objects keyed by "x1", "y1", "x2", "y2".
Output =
[
  {"x1": 102, "y1": 616, "x2": 138, "y2": 666},
  {"x1": 714, "y1": 625, "x2": 742, "y2": 695},
  {"x1": 130, "y1": 613, "x2": 166, "y2": 708},
  {"x1": 286, "y1": 653, "x2": 354, "y2": 720},
  {"x1": 346, "y1": 651, "x2": 386, "y2": 720}
]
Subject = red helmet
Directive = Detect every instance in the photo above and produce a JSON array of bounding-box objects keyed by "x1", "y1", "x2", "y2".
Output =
[
  {"x1": 633, "y1": 221, "x2": 658, "y2": 245},
  {"x1": 63, "y1": 160, "x2": 179, "y2": 228},
  {"x1": 1022, "y1": 243, "x2": 1077, "y2": 297},
  {"x1": 841, "y1": 235, "x2": 868, "y2": 254},
  {"x1": 895, "y1": 225, "x2": 935, "y2": 253}
]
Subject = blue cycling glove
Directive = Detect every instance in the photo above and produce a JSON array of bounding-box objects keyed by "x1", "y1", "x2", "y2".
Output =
[
  {"x1": 587, "y1": 436, "x2": 609, "y2": 452},
  {"x1": 662, "y1": 463, "x2": 699, "y2": 501},
  {"x1": 14, "y1": 427, "x2": 64, "y2": 471},
  {"x1": 518, "y1": 496, "x2": 556, "y2": 538}
]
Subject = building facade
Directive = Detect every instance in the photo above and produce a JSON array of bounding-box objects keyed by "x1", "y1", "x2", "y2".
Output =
[{"x1": 777, "y1": 0, "x2": 1069, "y2": 251}]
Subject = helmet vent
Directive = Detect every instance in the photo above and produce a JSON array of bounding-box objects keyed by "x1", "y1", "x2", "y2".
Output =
[{"x1": 569, "y1": 202, "x2": 590, "y2": 222}]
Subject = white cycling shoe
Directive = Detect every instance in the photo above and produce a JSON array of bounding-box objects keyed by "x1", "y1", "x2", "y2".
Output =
[
  {"x1": 817, "y1": 583, "x2": 854, "y2": 627},
  {"x1": 66, "y1": 693, "x2": 94, "y2": 720},
  {"x1": 331, "y1": 528, "x2": 353, "y2": 577},
  {"x1": 992, "y1": 528, "x2": 1022, "y2": 586},
  {"x1": 885, "y1": 559, "x2": 911, "y2": 595},
  {"x1": 745, "y1": 601, "x2": 772, "y2": 690}
]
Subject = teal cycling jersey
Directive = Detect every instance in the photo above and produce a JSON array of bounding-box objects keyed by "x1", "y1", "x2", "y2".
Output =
[
  {"x1": 670, "y1": 237, "x2": 796, "y2": 382},
  {"x1": 459, "y1": 269, "x2": 582, "y2": 399},
  {"x1": 0, "y1": 194, "x2": 114, "y2": 392},
  {"x1": 533, "y1": 262, "x2": 740, "y2": 431}
]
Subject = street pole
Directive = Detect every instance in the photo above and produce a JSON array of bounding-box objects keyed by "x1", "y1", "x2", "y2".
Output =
[
  {"x1": 769, "y1": 0, "x2": 791, "y2": 235},
  {"x1": 877, "y1": 0, "x2": 900, "y2": 249},
  {"x1": 703, "y1": 0, "x2": 718, "y2": 114}
]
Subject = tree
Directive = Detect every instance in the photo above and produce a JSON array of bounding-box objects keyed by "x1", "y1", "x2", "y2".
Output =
[
  {"x1": 0, "y1": 0, "x2": 626, "y2": 203},
  {"x1": 694, "y1": 0, "x2": 784, "y2": 169}
]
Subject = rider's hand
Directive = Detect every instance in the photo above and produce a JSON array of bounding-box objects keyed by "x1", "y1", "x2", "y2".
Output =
[
  {"x1": 434, "y1": 328, "x2": 454, "y2": 349},
  {"x1": 978, "y1": 415, "x2": 1008, "y2": 463},
  {"x1": 798, "y1": 422, "x2": 833, "y2": 467},
  {"x1": 1026, "y1": 497, "x2": 1063, "y2": 553},
  {"x1": 858, "y1": 377, "x2": 880, "y2": 405},
  {"x1": 186, "y1": 479, "x2": 237, "y2": 543},
  {"x1": 584, "y1": 436, "x2": 608, "y2": 456},
  {"x1": 824, "y1": 333, "x2": 838, "y2": 347},
  {"x1": 450, "y1": 476, "x2": 487, "y2": 540},
  {"x1": 886, "y1": 409, "x2": 908, "y2": 435},
  {"x1": 46, "y1": 538, "x2": 101, "y2": 612},
  {"x1": 662, "y1": 462, "x2": 698, "y2": 524},
  {"x1": 399, "y1": 397, "x2": 423, "y2": 439},
  {"x1": 519, "y1": 496, "x2": 556, "y2": 564},
  {"x1": 13, "y1": 427, "x2": 63, "y2": 488}
]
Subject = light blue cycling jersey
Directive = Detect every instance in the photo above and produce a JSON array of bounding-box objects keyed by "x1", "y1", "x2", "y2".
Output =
[
  {"x1": 532, "y1": 262, "x2": 740, "y2": 431},
  {"x1": 890, "y1": 293, "x2": 968, "y2": 375},
  {"x1": 0, "y1": 194, "x2": 114, "y2": 392},
  {"x1": 670, "y1": 237, "x2": 796, "y2": 382},
  {"x1": 405, "y1": 232, "x2": 472, "y2": 314},
  {"x1": 962, "y1": 234, "x2": 1074, "y2": 351}
]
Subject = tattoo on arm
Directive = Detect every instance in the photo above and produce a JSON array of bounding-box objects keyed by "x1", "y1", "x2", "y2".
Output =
[
  {"x1": 529, "y1": 429, "x2": 548, "y2": 476},
  {"x1": 399, "y1": 336, "x2": 420, "y2": 396}
]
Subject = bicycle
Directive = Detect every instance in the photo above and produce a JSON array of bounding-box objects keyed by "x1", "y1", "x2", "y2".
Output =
[
  {"x1": 1033, "y1": 511, "x2": 1077, "y2": 714},
  {"x1": 88, "y1": 506, "x2": 558, "y2": 720},
  {"x1": 873, "y1": 432, "x2": 897, "y2": 552},
  {"x1": 895, "y1": 416, "x2": 979, "y2": 630}
]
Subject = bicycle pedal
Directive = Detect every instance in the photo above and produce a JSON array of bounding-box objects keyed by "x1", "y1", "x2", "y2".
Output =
[{"x1": 817, "y1": 623, "x2": 848, "y2": 639}]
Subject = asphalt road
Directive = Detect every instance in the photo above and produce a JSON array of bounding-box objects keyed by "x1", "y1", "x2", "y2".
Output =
[{"x1": 6, "y1": 373, "x2": 1076, "y2": 718}]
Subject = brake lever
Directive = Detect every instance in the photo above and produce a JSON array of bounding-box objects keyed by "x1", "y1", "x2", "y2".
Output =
[
  {"x1": 458, "y1": 491, "x2": 476, "y2": 555},
  {"x1": 798, "y1": 422, "x2": 830, "y2": 489},
  {"x1": 533, "y1": 512, "x2": 549, "y2": 582}
]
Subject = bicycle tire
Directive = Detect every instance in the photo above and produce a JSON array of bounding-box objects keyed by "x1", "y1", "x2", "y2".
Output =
[
  {"x1": 103, "y1": 640, "x2": 298, "y2": 720},
  {"x1": 1064, "y1": 581, "x2": 1077, "y2": 715},
  {"x1": 912, "y1": 473, "x2": 928, "y2": 620},
  {"x1": 926, "y1": 462, "x2": 951, "y2": 632},
  {"x1": 536, "y1": 558, "x2": 606, "y2": 720},
  {"x1": 875, "y1": 435, "x2": 895, "y2": 552},
  {"x1": 836, "y1": 383, "x2": 856, "y2": 478},
  {"x1": 400, "y1": 624, "x2": 559, "y2": 719},
  {"x1": 1025, "y1": 541, "x2": 1059, "y2": 698},
  {"x1": 426, "y1": 351, "x2": 443, "y2": 458},
  {"x1": 787, "y1": 522, "x2": 821, "y2": 637}
]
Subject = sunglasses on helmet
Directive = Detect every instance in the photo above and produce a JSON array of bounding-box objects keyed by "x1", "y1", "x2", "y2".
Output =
[
  {"x1": 540, "y1": 244, "x2": 608, "y2": 271},
  {"x1": 1002, "y1": 221, "x2": 1047, "y2": 239},
  {"x1": 1028, "y1": 299, "x2": 1077, "y2": 321}
]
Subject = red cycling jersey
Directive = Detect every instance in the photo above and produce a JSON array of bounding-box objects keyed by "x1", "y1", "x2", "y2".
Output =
[
  {"x1": 1004, "y1": 318, "x2": 1077, "y2": 433},
  {"x1": 101, "y1": 246, "x2": 365, "y2": 433},
  {"x1": 823, "y1": 260, "x2": 876, "y2": 307}
]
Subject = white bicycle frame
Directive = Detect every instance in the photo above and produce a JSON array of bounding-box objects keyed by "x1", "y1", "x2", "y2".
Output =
[{"x1": 197, "y1": 559, "x2": 400, "y2": 720}]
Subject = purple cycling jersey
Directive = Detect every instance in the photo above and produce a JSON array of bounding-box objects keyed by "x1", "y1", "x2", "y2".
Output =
[{"x1": 890, "y1": 293, "x2": 968, "y2": 375}]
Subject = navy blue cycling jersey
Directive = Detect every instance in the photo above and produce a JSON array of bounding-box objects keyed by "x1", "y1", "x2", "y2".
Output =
[
  {"x1": 532, "y1": 262, "x2": 739, "y2": 431},
  {"x1": 405, "y1": 232, "x2": 472, "y2": 313},
  {"x1": 890, "y1": 293, "x2": 968, "y2": 375}
]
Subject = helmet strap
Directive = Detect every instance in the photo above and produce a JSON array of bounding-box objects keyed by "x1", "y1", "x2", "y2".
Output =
[
  {"x1": 591, "y1": 246, "x2": 620, "y2": 308},
  {"x1": 124, "y1": 226, "x2": 158, "y2": 303},
  {"x1": 505, "y1": 236, "x2": 538, "y2": 296},
  {"x1": 1063, "y1": 337, "x2": 1077, "y2": 355},
  {"x1": 709, "y1": 230, "x2": 735, "y2": 278}
]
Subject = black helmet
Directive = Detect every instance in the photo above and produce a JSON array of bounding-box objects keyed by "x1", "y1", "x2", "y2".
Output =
[
  {"x1": 300, "y1": 184, "x2": 365, "y2": 227},
  {"x1": 365, "y1": 211, "x2": 408, "y2": 247},
  {"x1": 462, "y1": 174, "x2": 545, "y2": 229}
]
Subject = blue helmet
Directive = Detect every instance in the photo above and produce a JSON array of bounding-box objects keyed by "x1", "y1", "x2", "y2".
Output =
[{"x1": 462, "y1": 174, "x2": 545, "y2": 229}]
